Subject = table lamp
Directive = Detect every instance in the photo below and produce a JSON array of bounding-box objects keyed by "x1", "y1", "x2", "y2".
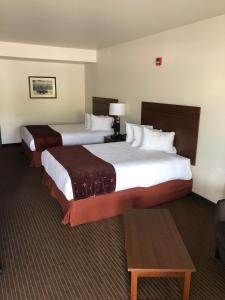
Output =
[{"x1": 109, "y1": 103, "x2": 125, "y2": 137}]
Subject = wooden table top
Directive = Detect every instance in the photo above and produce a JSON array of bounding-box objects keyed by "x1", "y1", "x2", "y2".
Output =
[{"x1": 124, "y1": 209, "x2": 196, "y2": 273}]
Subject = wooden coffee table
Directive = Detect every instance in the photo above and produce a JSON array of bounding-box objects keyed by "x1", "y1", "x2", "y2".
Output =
[{"x1": 124, "y1": 209, "x2": 196, "y2": 300}]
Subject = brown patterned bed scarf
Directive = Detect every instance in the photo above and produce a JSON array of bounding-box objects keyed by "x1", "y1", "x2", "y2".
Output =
[
  {"x1": 48, "y1": 145, "x2": 116, "y2": 199},
  {"x1": 26, "y1": 125, "x2": 62, "y2": 151}
]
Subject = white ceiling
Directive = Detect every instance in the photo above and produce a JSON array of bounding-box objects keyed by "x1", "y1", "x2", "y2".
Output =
[{"x1": 1, "y1": 0, "x2": 225, "y2": 50}]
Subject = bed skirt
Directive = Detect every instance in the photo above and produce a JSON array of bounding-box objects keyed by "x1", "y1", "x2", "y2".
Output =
[
  {"x1": 22, "y1": 140, "x2": 42, "y2": 167},
  {"x1": 42, "y1": 171, "x2": 192, "y2": 227}
]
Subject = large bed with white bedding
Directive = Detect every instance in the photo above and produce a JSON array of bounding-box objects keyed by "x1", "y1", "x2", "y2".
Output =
[
  {"x1": 21, "y1": 124, "x2": 113, "y2": 151},
  {"x1": 42, "y1": 142, "x2": 192, "y2": 201},
  {"x1": 21, "y1": 97, "x2": 117, "y2": 167},
  {"x1": 41, "y1": 102, "x2": 200, "y2": 226}
]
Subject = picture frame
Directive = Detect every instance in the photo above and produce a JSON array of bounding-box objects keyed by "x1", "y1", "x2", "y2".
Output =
[{"x1": 28, "y1": 76, "x2": 57, "y2": 98}]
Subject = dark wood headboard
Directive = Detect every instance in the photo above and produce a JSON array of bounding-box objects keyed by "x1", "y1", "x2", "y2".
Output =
[
  {"x1": 92, "y1": 97, "x2": 118, "y2": 115},
  {"x1": 141, "y1": 102, "x2": 200, "y2": 165}
]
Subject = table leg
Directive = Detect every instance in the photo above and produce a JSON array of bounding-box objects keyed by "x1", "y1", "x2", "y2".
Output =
[
  {"x1": 130, "y1": 272, "x2": 138, "y2": 300},
  {"x1": 183, "y1": 272, "x2": 191, "y2": 300}
]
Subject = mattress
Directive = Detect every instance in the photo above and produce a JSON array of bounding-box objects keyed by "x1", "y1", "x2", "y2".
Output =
[
  {"x1": 21, "y1": 124, "x2": 113, "y2": 151},
  {"x1": 41, "y1": 142, "x2": 192, "y2": 201}
]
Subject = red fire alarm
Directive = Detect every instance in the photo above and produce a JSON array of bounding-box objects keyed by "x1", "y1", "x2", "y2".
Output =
[{"x1": 155, "y1": 57, "x2": 162, "y2": 66}]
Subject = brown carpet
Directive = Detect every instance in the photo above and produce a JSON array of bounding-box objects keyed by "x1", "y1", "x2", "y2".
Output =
[{"x1": 0, "y1": 145, "x2": 225, "y2": 300}]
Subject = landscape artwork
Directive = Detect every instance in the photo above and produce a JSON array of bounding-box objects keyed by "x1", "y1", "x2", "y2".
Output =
[{"x1": 28, "y1": 76, "x2": 57, "y2": 98}]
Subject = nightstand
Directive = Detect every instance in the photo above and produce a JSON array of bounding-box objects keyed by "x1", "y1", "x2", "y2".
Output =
[{"x1": 104, "y1": 134, "x2": 126, "y2": 143}]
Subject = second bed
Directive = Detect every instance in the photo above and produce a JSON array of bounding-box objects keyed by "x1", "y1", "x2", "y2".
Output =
[{"x1": 21, "y1": 97, "x2": 117, "y2": 166}]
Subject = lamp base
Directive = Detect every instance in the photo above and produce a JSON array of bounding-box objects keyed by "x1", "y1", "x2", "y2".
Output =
[{"x1": 110, "y1": 133, "x2": 121, "y2": 139}]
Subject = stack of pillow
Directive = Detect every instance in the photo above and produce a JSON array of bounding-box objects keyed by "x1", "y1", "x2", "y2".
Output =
[
  {"x1": 125, "y1": 122, "x2": 176, "y2": 153},
  {"x1": 85, "y1": 113, "x2": 114, "y2": 131}
]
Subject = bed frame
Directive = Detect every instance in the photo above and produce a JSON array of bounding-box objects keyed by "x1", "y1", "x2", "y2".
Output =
[
  {"x1": 42, "y1": 101, "x2": 200, "y2": 227},
  {"x1": 22, "y1": 97, "x2": 118, "y2": 167},
  {"x1": 93, "y1": 97, "x2": 118, "y2": 115}
]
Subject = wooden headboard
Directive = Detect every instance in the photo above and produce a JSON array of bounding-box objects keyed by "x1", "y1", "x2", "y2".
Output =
[
  {"x1": 141, "y1": 102, "x2": 200, "y2": 165},
  {"x1": 92, "y1": 97, "x2": 118, "y2": 115}
]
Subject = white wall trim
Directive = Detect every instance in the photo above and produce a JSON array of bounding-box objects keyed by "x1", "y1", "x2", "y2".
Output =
[{"x1": 0, "y1": 41, "x2": 97, "y2": 63}]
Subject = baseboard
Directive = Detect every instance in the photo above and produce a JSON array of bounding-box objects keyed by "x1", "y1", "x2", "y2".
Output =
[
  {"x1": 1, "y1": 142, "x2": 22, "y2": 147},
  {"x1": 190, "y1": 192, "x2": 216, "y2": 206}
]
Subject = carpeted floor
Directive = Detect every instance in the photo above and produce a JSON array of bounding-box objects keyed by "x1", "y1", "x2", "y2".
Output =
[{"x1": 0, "y1": 145, "x2": 225, "y2": 300}]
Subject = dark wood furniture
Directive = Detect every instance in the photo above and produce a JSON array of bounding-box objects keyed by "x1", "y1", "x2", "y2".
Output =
[
  {"x1": 215, "y1": 199, "x2": 225, "y2": 263},
  {"x1": 0, "y1": 128, "x2": 2, "y2": 270},
  {"x1": 124, "y1": 209, "x2": 196, "y2": 300},
  {"x1": 141, "y1": 102, "x2": 200, "y2": 165},
  {"x1": 92, "y1": 96, "x2": 118, "y2": 115},
  {"x1": 104, "y1": 134, "x2": 126, "y2": 143},
  {"x1": 0, "y1": 136, "x2": 1, "y2": 270}
]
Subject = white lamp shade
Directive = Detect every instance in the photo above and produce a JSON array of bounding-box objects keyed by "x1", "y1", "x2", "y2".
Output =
[{"x1": 109, "y1": 103, "x2": 125, "y2": 116}]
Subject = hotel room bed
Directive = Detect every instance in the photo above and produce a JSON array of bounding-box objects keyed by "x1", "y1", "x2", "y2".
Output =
[
  {"x1": 41, "y1": 102, "x2": 200, "y2": 227},
  {"x1": 42, "y1": 142, "x2": 192, "y2": 200},
  {"x1": 21, "y1": 97, "x2": 117, "y2": 167},
  {"x1": 21, "y1": 124, "x2": 112, "y2": 152},
  {"x1": 42, "y1": 142, "x2": 193, "y2": 226}
]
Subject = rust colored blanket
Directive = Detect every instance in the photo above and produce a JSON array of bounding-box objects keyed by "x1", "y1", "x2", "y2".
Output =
[
  {"x1": 48, "y1": 145, "x2": 116, "y2": 200},
  {"x1": 26, "y1": 125, "x2": 62, "y2": 151}
]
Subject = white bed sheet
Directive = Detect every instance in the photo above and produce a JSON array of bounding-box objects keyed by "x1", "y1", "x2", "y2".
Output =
[
  {"x1": 21, "y1": 124, "x2": 113, "y2": 151},
  {"x1": 41, "y1": 142, "x2": 192, "y2": 201}
]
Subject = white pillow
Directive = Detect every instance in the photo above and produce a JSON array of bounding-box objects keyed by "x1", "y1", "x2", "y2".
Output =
[
  {"x1": 85, "y1": 113, "x2": 91, "y2": 130},
  {"x1": 90, "y1": 114, "x2": 114, "y2": 131},
  {"x1": 140, "y1": 127, "x2": 175, "y2": 153},
  {"x1": 142, "y1": 124, "x2": 154, "y2": 130},
  {"x1": 139, "y1": 127, "x2": 159, "y2": 149},
  {"x1": 131, "y1": 125, "x2": 143, "y2": 147},
  {"x1": 126, "y1": 123, "x2": 153, "y2": 144},
  {"x1": 130, "y1": 124, "x2": 154, "y2": 147},
  {"x1": 125, "y1": 122, "x2": 135, "y2": 143}
]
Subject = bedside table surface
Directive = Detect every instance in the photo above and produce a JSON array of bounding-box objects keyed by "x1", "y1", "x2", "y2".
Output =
[{"x1": 104, "y1": 135, "x2": 126, "y2": 143}]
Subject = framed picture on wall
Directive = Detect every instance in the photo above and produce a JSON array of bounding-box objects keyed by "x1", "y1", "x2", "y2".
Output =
[{"x1": 28, "y1": 76, "x2": 57, "y2": 98}]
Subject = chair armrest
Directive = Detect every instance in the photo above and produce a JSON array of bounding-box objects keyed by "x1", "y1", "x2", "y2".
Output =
[{"x1": 216, "y1": 199, "x2": 225, "y2": 222}]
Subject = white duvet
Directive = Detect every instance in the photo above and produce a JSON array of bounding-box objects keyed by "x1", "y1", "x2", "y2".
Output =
[
  {"x1": 21, "y1": 124, "x2": 113, "y2": 151},
  {"x1": 41, "y1": 142, "x2": 192, "y2": 201}
]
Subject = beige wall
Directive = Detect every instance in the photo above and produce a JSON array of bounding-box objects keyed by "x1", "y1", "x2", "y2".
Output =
[
  {"x1": 85, "y1": 14, "x2": 225, "y2": 202},
  {"x1": 0, "y1": 59, "x2": 85, "y2": 143}
]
